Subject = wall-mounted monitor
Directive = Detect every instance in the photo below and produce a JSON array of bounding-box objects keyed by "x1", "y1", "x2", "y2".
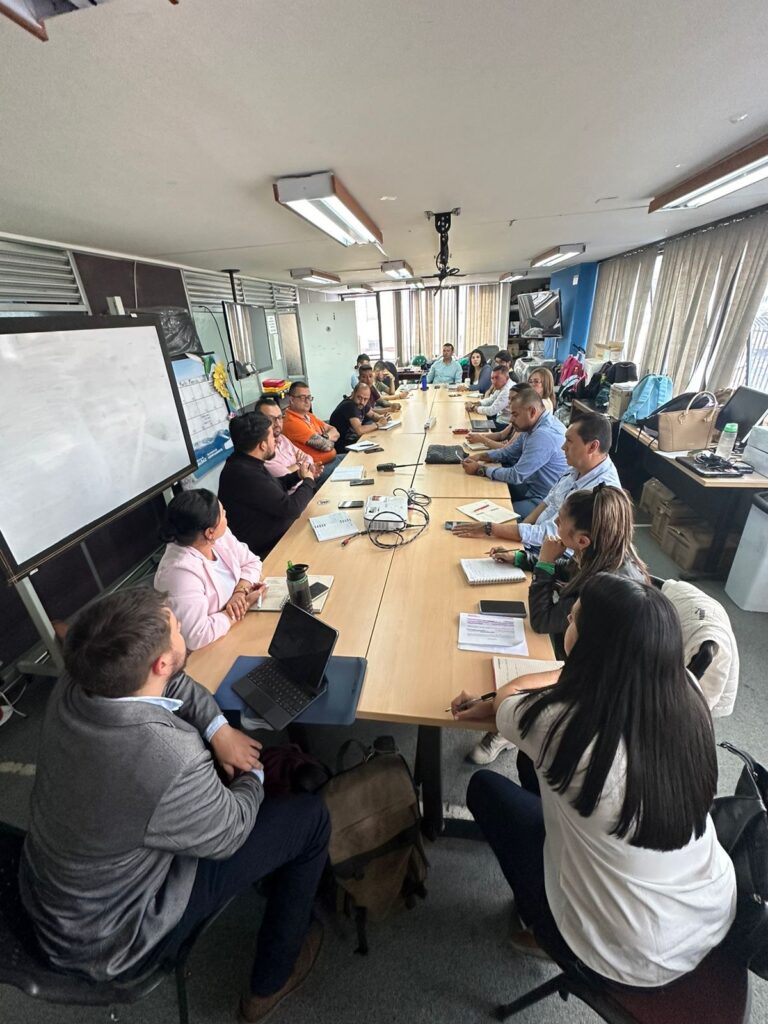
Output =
[
  {"x1": 517, "y1": 290, "x2": 562, "y2": 338},
  {"x1": 222, "y1": 301, "x2": 273, "y2": 379},
  {"x1": 0, "y1": 314, "x2": 196, "y2": 579}
]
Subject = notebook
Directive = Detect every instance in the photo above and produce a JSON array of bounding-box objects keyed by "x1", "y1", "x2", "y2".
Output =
[
  {"x1": 346, "y1": 440, "x2": 380, "y2": 452},
  {"x1": 463, "y1": 441, "x2": 487, "y2": 452},
  {"x1": 329, "y1": 464, "x2": 365, "y2": 481},
  {"x1": 457, "y1": 501, "x2": 519, "y2": 524},
  {"x1": 458, "y1": 613, "x2": 527, "y2": 655},
  {"x1": 309, "y1": 511, "x2": 359, "y2": 542},
  {"x1": 460, "y1": 558, "x2": 526, "y2": 585},
  {"x1": 378, "y1": 419, "x2": 402, "y2": 431},
  {"x1": 250, "y1": 575, "x2": 334, "y2": 613},
  {"x1": 492, "y1": 656, "x2": 564, "y2": 689}
]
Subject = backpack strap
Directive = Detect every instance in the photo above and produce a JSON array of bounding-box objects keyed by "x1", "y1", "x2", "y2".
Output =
[{"x1": 335, "y1": 739, "x2": 372, "y2": 774}]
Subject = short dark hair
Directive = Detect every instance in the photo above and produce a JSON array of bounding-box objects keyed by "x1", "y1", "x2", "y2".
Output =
[
  {"x1": 510, "y1": 386, "x2": 542, "y2": 409},
  {"x1": 442, "y1": 343, "x2": 454, "y2": 351},
  {"x1": 494, "y1": 350, "x2": 513, "y2": 364},
  {"x1": 288, "y1": 380, "x2": 310, "y2": 396},
  {"x1": 229, "y1": 411, "x2": 272, "y2": 453},
  {"x1": 491, "y1": 364, "x2": 510, "y2": 378},
  {"x1": 254, "y1": 395, "x2": 280, "y2": 413},
  {"x1": 355, "y1": 354, "x2": 371, "y2": 366},
  {"x1": 358, "y1": 364, "x2": 374, "y2": 377},
  {"x1": 160, "y1": 489, "x2": 220, "y2": 546},
  {"x1": 573, "y1": 413, "x2": 612, "y2": 453},
  {"x1": 65, "y1": 588, "x2": 172, "y2": 698}
]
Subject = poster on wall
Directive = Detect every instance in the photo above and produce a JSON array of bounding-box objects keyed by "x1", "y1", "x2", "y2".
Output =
[{"x1": 171, "y1": 357, "x2": 233, "y2": 481}]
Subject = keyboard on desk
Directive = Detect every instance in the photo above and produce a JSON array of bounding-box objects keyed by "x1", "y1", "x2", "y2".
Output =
[{"x1": 246, "y1": 662, "x2": 309, "y2": 715}]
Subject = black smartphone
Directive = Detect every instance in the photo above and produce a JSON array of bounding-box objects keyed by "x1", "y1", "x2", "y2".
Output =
[
  {"x1": 362, "y1": 445, "x2": 384, "y2": 453},
  {"x1": 309, "y1": 581, "x2": 330, "y2": 599},
  {"x1": 338, "y1": 499, "x2": 364, "y2": 509},
  {"x1": 479, "y1": 600, "x2": 527, "y2": 618},
  {"x1": 350, "y1": 478, "x2": 374, "y2": 486},
  {"x1": 444, "y1": 520, "x2": 464, "y2": 530}
]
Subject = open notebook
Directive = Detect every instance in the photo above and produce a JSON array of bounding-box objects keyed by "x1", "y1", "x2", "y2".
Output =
[
  {"x1": 493, "y1": 656, "x2": 564, "y2": 689},
  {"x1": 250, "y1": 575, "x2": 334, "y2": 613},
  {"x1": 460, "y1": 558, "x2": 525, "y2": 585}
]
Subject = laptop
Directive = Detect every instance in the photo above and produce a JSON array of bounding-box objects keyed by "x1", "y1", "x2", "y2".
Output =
[{"x1": 232, "y1": 603, "x2": 339, "y2": 730}]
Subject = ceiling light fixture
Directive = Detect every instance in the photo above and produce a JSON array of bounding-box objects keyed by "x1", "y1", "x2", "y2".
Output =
[
  {"x1": 346, "y1": 284, "x2": 374, "y2": 293},
  {"x1": 649, "y1": 135, "x2": 768, "y2": 211},
  {"x1": 499, "y1": 271, "x2": 527, "y2": 283},
  {"x1": 274, "y1": 172, "x2": 383, "y2": 247},
  {"x1": 530, "y1": 244, "x2": 585, "y2": 268},
  {"x1": 381, "y1": 260, "x2": 413, "y2": 279},
  {"x1": 289, "y1": 268, "x2": 341, "y2": 285}
]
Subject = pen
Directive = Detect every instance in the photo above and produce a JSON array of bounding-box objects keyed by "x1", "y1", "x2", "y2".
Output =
[
  {"x1": 485, "y1": 548, "x2": 515, "y2": 556},
  {"x1": 473, "y1": 503, "x2": 490, "y2": 513},
  {"x1": 445, "y1": 691, "x2": 497, "y2": 713}
]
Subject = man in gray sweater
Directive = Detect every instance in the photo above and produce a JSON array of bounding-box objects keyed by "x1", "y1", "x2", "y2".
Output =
[{"x1": 19, "y1": 588, "x2": 330, "y2": 1023}]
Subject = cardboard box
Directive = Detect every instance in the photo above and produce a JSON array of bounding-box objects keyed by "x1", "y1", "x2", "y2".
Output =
[
  {"x1": 662, "y1": 524, "x2": 739, "y2": 574},
  {"x1": 607, "y1": 382, "x2": 635, "y2": 419},
  {"x1": 650, "y1": 497, "x2": 698, "y2": 544},
  {"x1": 640, "y1": 478, "x2": 675, "y2": 518}
]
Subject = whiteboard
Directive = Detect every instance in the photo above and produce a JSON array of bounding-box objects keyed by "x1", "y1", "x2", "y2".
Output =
[
  {"x1": 298, "y1": 302, "x2": 359, "y2": 421},
  {"x1": 0, "y1": 317, "x2": 195, "y2": 577}
]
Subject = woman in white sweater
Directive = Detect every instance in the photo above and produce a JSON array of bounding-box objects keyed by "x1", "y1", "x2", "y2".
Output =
[{"x1": 452, "y1": 573, "x2": 735, "y2": 987}]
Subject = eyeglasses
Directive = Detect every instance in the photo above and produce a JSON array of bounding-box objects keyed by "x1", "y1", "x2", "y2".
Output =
[{"x1": 292, "y1": 393, "x2": 313, "y2": 401}]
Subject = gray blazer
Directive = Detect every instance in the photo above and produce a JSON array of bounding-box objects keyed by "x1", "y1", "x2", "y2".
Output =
[{"x1": 19, "y1": 672, "x2": 263, "y2": 980}]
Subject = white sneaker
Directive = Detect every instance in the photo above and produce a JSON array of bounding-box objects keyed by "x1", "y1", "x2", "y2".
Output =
[{"x1": 466, "y1": 732, "x2": 516, "y2": 765}]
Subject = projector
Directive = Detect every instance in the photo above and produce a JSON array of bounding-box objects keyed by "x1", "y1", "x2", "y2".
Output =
[{"x1": 363, "y1": 494, "x2": 409, "y2": 532}]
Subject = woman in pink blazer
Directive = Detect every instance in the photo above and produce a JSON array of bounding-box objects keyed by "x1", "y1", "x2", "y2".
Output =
[{"x1": 155, "y1": 489, "x2": 266, "y2": 651}]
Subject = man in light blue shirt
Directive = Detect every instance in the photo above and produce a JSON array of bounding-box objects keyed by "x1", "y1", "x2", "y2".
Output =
[
  {"x1": 426, "y1": 343, "x2": 463, "y2": 385},
  {"x1": 454, "y1": 412, "x2": 619, "y2": 548},
  {"x1": 461, "y1": 387, "x2": 567, "y2": 516}
]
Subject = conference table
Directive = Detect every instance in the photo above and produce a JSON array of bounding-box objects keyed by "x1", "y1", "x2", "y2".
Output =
[{"x1": 188, "y1": 385, "x2": 554, "y2": 836}]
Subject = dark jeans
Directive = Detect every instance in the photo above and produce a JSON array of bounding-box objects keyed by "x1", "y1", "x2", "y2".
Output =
[
  {"x1": 466, "y1": 769, "x2": 549, "y2": 930},
  {"x1": 158, "y1": 795, "x2": 330, "y2": 996},
  {"x1": 315, "y1": 453, "x2": 345, "y2": 488}
]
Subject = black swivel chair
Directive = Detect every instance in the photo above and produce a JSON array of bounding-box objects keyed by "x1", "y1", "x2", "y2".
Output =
[{"x1": 0, "y1": 822, "x2": 227, "y2": 1024}]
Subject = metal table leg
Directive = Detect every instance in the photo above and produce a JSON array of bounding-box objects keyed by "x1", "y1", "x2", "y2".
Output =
[{"x1": 414, "y1": 725, "x2": 443, "y2": 839}]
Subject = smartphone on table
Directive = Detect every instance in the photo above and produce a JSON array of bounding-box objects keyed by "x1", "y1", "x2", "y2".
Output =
[
  {"x1": 338, "y1": 500, "x2": 364, "y2": 509},
  {"x1": 478, "y1": 600, "x2": 527, "y2": 618},
  {"x1": 350, "y1": 478, "x2": 374, "y2": 486},
  {"x1": 309, "y1": 582, "x2": 330, "y2": 599},
  {"x1": 444, "y1": 520, "x2": 465, "y2": 530}
]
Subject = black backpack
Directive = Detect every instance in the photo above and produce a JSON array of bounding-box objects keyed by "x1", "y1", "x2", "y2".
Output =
[
  {"x1": 711, "y1": 742, "x2": 768, "y2": 980},
  {"x1": 605, "y1": 361, "x2": 638, "y2": 385},
  {"x1": 580, "y1": 361, "x2": 612, "y2": 400}
]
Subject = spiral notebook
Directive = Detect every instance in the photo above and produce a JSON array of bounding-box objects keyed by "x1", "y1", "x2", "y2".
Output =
[{"x1": 460, "y1": 558, "x2": 525, "y2": 585}]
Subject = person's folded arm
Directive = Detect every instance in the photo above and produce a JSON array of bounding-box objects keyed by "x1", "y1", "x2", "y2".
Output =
[
  {"x1": 486, "y1": 431, "x2": 553, "y2": 482},
  {"x1": 303, "y1": 432, "x2": 335, "y2": 452},
  {"x1": 351, "y1": 415, "x2": 378, "y2": 437},
  {"x1": 528, "y1": 570, "x2": 574, "y2": 636},
  {"x1": 164, "y1": 671, "x2": 227, "y2": 733},
  {"x1": 164, "y1": 574, "x2": 233, "y2": 652},
  {"x1": 145, "y1": 746, "x2": 263, "y2": 859}
]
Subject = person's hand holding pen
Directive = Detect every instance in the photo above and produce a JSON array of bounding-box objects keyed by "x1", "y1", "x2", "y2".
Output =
[
  {"x1": 448, "y1": 690, "x2": 497, "y2": 721},
  {"x1": 488, "y1": 546, "x2": 518, "y2": 564}
]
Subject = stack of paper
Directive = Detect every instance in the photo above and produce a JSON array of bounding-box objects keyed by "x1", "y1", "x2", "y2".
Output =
[
  {"x1": 250, "y1": 575, "x2": 334, "y2": 613},
  {"x1": 346, "y1": 440, "x2": 379, "y2": 452},
  {"x1": 458, "y1": 613, "x2": 529, "y2": 655},
  {"x1": 309, "y1": 512, "x2": 359, "y2": 542},
  {"x1": 458, "y1": 501, "x2": 519, "y2": 524},
  {"x1": 329, "y1": 464, "x2": 365, "y2": 482},
  {"x1": 492, "y1": 656, "x2": 564, "y2": 688}
]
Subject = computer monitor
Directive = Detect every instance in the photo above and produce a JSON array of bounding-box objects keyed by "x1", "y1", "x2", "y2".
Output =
[{"x1": 715, "y1": 386, "x2": 768, "y2": 445}]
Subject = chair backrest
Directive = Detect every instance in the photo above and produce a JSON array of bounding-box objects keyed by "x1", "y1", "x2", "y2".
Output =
[{"x1": 476, "y1": 345, "x2": 499, "y2": 364}]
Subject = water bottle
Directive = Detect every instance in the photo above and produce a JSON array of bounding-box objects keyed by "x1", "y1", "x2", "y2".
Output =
[
  {"x1": 420, "y1": 372, "x2": 427, "y2": 391},
  {"x1": 715, "y1": 422, "x2": 738, "y2": 460},
  {"x1": 286, "y1": 561, "x2": 313, "y2": 613}
]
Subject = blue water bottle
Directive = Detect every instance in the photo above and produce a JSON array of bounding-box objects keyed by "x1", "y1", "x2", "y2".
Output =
[{"x1": 420, "y1": 372, "x2": 427, "y2": 391}]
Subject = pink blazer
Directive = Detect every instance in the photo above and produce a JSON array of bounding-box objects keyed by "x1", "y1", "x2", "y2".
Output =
[{"x1": 154, "y1": 528, "x2": 263, "y2": 651}]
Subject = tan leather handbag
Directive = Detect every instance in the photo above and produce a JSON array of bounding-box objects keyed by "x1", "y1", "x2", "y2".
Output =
[{"x1": 656, "y1": 391, "x2": 718, "y2": 452}]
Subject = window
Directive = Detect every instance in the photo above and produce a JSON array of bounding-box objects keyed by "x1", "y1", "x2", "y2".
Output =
[
  {"x1": 728, "y1": 284, "x2": 768, "y2": 392},
  {"x1": 351, "y1": 295, "x2": 381, "y2": 359}
]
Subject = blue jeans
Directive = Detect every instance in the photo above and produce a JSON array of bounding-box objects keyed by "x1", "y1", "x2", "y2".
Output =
[
  {"x1": 157, "y1": 795, "x2": 330, "y2": 996},
  {"x1": 315, "y1": 454, "x2": 345, "y2": 488}
]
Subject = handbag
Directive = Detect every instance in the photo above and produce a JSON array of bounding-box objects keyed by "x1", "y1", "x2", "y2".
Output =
[
  {"x1": 656, "y1": 390, "x2": 718, "y2": 451},
  {"x1": 711, "y1": 742, "x2": 768, "y2": 979},
  {"x1": 424, "y1": 444, "x2": 466, "y2": 465}
]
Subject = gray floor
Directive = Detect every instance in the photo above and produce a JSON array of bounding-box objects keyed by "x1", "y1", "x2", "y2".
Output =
[{"x1": 1, "y1": 529, "x2": 766, "y2": 1023}]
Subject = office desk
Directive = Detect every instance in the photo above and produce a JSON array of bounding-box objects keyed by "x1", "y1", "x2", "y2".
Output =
[
  {"x1": 570, "y1": 398, "x2": 768, "y2": 574},
  {"x1": 412, "y1": 464, "x2": 508, "y2": 498}
]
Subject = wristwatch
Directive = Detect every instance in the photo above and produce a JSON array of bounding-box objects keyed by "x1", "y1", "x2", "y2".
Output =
[
  {"x1": 476, "y1": 465, "x2": 486, "y2": 477},
  {"x1": 484, "y1": 522, "x2": 493, "y2": 537}
]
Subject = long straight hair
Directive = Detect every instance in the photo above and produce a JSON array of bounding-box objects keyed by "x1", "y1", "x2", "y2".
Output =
[
  {"x1": 468, "y1": 348, "x2": 487, "y2": 383},
  {"x1": 560, "y1": 485, "x2": 648, "y2": 596},
  {"x1": 518, "y1": 574, "x2": 718, "y2": 850}
]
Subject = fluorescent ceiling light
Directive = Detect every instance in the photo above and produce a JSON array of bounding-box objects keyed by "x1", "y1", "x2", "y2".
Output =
[
  {"x1": 274, "y1": 172, "x2": 383, "y2": 247},
  {"x1": 530, "y1": 244, "x2": 585, "y2": 268},
  {"x1": 289, "y1": 268, "x2": 341, "y2": 285},
  {"x1": 649, "y1": 135, "x2": 768, "y2": 212},
  {"x1": 499, "y1": 271, "x2": 527, "y2": 283},
  {"x1": 381, "y1": 260, "x2": 413, "y2": 279},
  {"x1": 346, "y1": 283, "x2": 374, "y2": 293}
]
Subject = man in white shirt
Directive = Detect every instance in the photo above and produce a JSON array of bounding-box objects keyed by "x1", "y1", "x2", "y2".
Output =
[
  {"x1": 254, "y1": 396, "x2": 322, "y2": 491},
  {"x1": 466, "y1": 366, "x2": 513, "y2": 426}
]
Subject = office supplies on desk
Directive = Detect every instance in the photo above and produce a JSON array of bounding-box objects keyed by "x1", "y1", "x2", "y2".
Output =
[
  {"x1": 329, "y1": 464, "x2": 365, "y2": 482},
  {"x1": 458, "y1": 613, "x2": 528, "y2": 655},
  {"x1": 231, "y1": 603, "x2": 339, "y2": 730},
  {"x1": 346, "y1": 440, "x2": 380, "y2": 452},
  {"x1": 251, "y1": 575, "x2": 334, "y2": 613},
  {"x1": 463, "y1": 441, "x2": 488, "y2": 452},
  {"x1": 492, "y1": 656, "x2": 564, "y2": 688},
  {"x1": 445, "y1": 691, "x2": 496, "y2": 713},
  {"x1": 460, "y1": 558, "x2": 525, "y2": 585},
  {"x1": 457, "y1": 500, "x2": 519, "y2": 524},
  {"x1": 309, "y1": 511, "x2": 359, "y2": 542},
  {"x1": 378, "y1": 419, "x2": 402, "y2": 431}
]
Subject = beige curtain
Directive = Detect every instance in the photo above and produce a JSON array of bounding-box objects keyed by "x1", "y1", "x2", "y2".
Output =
[
  {"x1": 463, "y1": 283, "x2": 503, "y2": 350},
  {"x1": 644, "y1": 214, "x2": 768, "y2": 392},
  {"x1": 587, "y1": 248, "x2": 657, "y2": 360},
  {"x1": 434, "y1": 288, "x2": 458, "y2": 352}
]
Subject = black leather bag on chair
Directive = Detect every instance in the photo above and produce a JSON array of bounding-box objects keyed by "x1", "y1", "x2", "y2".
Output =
[{"x1": 711, "y1": 742, "x2": 768, "y2": 980}]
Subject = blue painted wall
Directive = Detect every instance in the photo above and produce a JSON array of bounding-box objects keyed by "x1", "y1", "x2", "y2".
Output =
[{"x1": 549, "y1": 261, "x2": 598, "y2": 362}]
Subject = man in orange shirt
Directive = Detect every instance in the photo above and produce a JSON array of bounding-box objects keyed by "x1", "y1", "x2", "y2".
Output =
[{"x1": 282, "y1": 381, "x2": 345, "y2": 487}]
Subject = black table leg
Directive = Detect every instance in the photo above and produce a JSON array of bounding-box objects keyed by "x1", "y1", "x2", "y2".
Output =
[{"x1": 414, "y1": 725, "x2": 443, "y2": 839}]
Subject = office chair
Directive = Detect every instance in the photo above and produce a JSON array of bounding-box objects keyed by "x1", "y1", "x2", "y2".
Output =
[
  {"x1": 494, "y1": 924, "x2": 751, "y2": 1023},
  {"x1": 0, "y1": 822, "x2": 227, "y2": 1024}
]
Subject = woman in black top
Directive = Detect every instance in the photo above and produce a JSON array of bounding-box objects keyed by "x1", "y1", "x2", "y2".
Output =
[{"x1": 492, "y1": 484, "x2": 648, "y2": 659}]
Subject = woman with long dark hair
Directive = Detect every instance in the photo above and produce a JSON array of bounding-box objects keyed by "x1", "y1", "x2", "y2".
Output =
[
  {"x1": 453, "y1": 575, "x2": 736, "y2": 986},
  {"x1": 464, "y1": 349, "x2": 492, "y2": 393}
]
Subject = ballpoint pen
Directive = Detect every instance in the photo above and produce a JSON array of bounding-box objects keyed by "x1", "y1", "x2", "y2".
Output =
[
  {"x1": 445, "y1": 691, "x2": 497, "y2": 713},
  {"x1": 484, "y1": 548, "x2": 515, "y2": 556}
]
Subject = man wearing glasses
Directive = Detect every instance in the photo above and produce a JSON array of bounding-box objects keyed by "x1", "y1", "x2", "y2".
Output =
[
  {"x1": 254, "y1": 395, "x2": 321, "y2": 492},
  {"x1": 281, "y1": 381, "x2": 345, "y2": 485}
]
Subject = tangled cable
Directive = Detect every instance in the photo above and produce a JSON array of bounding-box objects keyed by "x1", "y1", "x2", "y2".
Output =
[{"x1": 365, "y1": 488, "x2": 432, "y2": 549}]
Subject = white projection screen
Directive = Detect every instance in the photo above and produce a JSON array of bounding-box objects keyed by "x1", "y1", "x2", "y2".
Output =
[{"x1": 0, "y1": 315, "x2": 196, "y2": 578}]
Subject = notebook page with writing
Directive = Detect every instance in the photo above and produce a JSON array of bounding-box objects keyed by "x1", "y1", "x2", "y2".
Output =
[
  {"x1": 309, "y1": 512, "x2": 359, "y2": 541},
  {"x1": 492, "y1": 656, "x2": 564, "y2": 688},
  {"x1": 457, "y1": 501, "x2": 519, "y2": 524},
  {"x1": 460, "y1": 558, "x2": 525, "y2": 585}
]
